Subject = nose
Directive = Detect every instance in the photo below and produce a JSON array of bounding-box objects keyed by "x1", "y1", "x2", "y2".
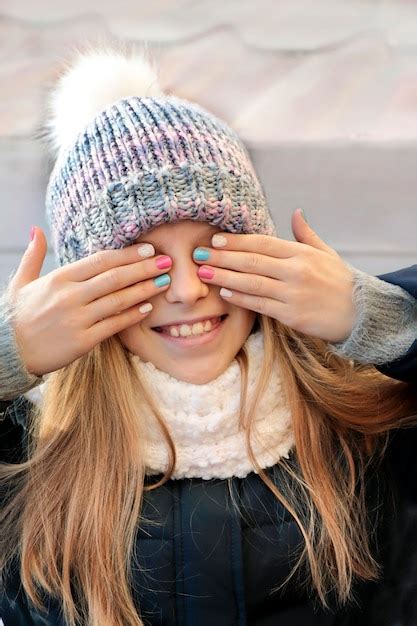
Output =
[{"x1": 163, "y1": 254, "x2": 210, "y2": 305}]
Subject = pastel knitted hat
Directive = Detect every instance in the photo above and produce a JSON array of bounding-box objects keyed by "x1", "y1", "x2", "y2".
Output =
[{"x1": 43, "y1": 44, "x2": 278, "y2": 267}]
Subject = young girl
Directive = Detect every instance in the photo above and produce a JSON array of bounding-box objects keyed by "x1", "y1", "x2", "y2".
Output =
[{"x1": 1, "y1": 44, "x2": 417, "y2": 626}]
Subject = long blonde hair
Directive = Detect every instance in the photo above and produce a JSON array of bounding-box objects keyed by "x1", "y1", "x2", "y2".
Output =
[{"x1": 1, "y1": 313, "x2": 417, "y2": 625}]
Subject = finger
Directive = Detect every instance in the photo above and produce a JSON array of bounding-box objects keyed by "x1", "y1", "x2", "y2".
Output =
[
  {"x1": 61, "y1": 242, "x2": 156, "y2": 282},
  {"x1": 210, "y1": 232, "x2": 303, "y2": 259},
  {"x1": 197, "y1": 265, "x2": 287, "y2": 303},
  {"x1": 217, "y1": 285, "x2": 287, "y2": 321},
  {"x1": 88, "y1": 300, "x2": 155, "y2": 345},
  {"x1": 291, "y1": 208, "x2": 338, "y2": 255},
  {"x1": 78, "y1": 254, "x2": 172, "y2": 304},
  {"x1": 193, "y1": 247, "x2": 293, "y2": 281},
  {"x1": 84, "y1": 273, "x2": 171, "y2": 324},
  {"x1": 10, "y1": 226, "x2": 47, "y2": 289}
]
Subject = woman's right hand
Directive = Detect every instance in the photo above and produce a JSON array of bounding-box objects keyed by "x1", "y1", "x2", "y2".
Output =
[{"x1": 5, "y1": 227, "x2": 172, "y2": 377}]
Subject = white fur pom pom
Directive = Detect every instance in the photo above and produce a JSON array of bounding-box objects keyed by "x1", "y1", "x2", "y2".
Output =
[{"x1": 45, "y1": 44, "x2": 164, "y2": 156}]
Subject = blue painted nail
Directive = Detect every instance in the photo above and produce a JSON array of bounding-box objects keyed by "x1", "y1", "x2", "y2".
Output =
[
  {"x1": 153, "y1": 274, "x2": 171, "y2": 288},
  {"x1": 193, "y1": 247, "x2": 210, "y2": 261}
]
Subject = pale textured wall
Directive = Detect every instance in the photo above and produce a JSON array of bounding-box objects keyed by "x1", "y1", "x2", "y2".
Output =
[{"x1": 1, "y1": 0, "x2": 416, "y2": 289}]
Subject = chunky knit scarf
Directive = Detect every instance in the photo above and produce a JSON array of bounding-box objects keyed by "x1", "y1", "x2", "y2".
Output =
[
  {"x1": 130, "y1": 329, "x2": 295, "y2": 480},
  {"x1": 24, "y1": 329, "x2": 295, "y2": 480}
]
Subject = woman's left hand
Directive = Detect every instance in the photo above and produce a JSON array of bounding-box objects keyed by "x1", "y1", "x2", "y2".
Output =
[{"x1": 193, "y1": 208, "x2": 356, "y2": 343}]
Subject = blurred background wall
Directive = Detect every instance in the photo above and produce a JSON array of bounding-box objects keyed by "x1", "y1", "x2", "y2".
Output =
[{"x1": 1, "y1": 0, "x2": 417, "y2": 288}]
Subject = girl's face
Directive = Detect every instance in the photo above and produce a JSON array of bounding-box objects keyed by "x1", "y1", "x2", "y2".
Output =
[{"x1": 117, "y1": 220, "x2": 256, "y2": 384}]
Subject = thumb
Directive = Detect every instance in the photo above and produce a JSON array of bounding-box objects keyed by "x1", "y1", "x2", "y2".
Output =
[
  {"x1": 291, "y1": 208, "x2": 335, "y2": 255},
  {"x1": 9, "y1": 226, "x2": 48, "y2": 290}
]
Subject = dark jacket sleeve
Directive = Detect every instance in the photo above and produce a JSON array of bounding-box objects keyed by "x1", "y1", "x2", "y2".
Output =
[
  {"x1": 0, "y1": 396, "x2": 30, "y2": 465},
  {"x1": 364, "y1": 268, "x2": 417, "y2": 624},
  {"x1": 374, "y1": 265, "x2": 417, "y2": 384}
]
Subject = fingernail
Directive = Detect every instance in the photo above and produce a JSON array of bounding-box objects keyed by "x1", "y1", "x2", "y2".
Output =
[
  {"x1": 137, "y1": 243, "x2": 155, "y2": 258},
  {"x1": 30, "y1": 226, "x2": 36, "y2": 242},
  {"x1": 299, "y1": 208, "x2": 308, "y2": 224},
  {"x1": 212, "y1": 234, "x2": 227, "y2": 247},
  {"x1": 193, "y1": 247, "x2": 210, "y2": 261},
  {"x1": 139, "y1": 302, "x2": 153, "y2": 314},
  {"x1": 153, "y1": 274, "x2": 171, "y2": 288},
  {"x1": 156, "y1": 255, "x2": 172, "y2": 269},
  {"x1": 198, "y1": 266, "x2": 214, "y2": 279},
  {"x1": 220, "y1": 288, "x2": 233, "y2": 298}
]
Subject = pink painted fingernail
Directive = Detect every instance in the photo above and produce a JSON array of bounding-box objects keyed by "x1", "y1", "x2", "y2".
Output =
[
  {"x1": 198, "y1": 266, "x2": 215, "y2": 279},
  {"x1": 156, "y1": 255, "x2": 172, "y2": 269}
]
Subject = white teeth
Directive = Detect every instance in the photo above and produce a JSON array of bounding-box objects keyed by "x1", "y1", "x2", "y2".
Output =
[{"x1": 165, "y1": 317, "x2": 218, "y2": 337}]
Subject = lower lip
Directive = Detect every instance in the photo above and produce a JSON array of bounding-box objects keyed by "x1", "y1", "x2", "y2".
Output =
[{"x1": 152, "y1": 316, "x2": 227, "y2": 347}]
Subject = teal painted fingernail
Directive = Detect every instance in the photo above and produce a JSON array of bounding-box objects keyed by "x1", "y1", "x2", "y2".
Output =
[
  {"x1": 193, "y1": 247, "x2": 210, "y2": 261},
  {"x1": 153, "y1": 274, "x2": 171, "y2": 288},
  {"x1": 300, "y1": 208, "x2": 308, "y2": 224}
]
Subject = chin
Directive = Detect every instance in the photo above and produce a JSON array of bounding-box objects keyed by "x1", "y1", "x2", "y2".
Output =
[{"x1": 162, "y1": 359, "x2": 228, "y2": 385}]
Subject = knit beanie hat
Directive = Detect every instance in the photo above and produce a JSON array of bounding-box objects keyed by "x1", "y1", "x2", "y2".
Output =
[{"x1": 43, "y1": 43, "x2": 278, "y2": 267}]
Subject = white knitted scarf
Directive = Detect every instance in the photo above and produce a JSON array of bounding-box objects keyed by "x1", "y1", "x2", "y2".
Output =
[
  {"x1": 130, "y1": 328, "x2": 295, "y2": 480},
  {"x1": 24, "y1": 329, "x2": 295, "y2": 480}
]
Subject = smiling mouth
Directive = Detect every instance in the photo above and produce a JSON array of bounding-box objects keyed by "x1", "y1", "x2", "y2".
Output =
[{"x1": 151, "y1": 314, "x2": 228, "y2": 339}]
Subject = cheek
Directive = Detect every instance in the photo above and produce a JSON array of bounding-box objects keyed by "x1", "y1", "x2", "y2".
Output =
[
  {"x1": 235, "y1": 305, "x2": 256, "y2": 325},
  {"x1": 116, "y1": 320, "x2": 146, "y2": 347},
  {"x1": 228, "y1": 307, "x2": 257, "y2": 337}
]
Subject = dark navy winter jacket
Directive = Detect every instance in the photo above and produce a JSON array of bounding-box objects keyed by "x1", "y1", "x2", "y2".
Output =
[{"x1": 1, "y1": 266, "x2": 416, "y2": 626}]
